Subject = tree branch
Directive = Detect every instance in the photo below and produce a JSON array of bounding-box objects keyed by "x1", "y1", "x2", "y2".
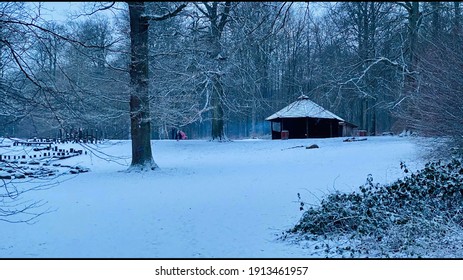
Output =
[
  {"x1": 142, "y1": 3, "x2": 187, "y2": 21},
  {"x1": 0, "y1": 18, "x2": 107, "y2": 49},
  {"x1": 75, "y1": 2, "x2": 117, "y2": 18},
  {"x1": 217, "y1": 2, "x2": 231, "y2": 33}
]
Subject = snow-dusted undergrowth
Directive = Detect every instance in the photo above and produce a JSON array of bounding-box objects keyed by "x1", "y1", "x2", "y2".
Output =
[{"x1": 284, "y1": 159, "x2": 463, "y2": 258}]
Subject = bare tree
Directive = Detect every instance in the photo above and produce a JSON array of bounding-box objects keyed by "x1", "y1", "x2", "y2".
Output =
[
  {"x1": 146, "y1": 2, "x2": 209, "y2": 139},
  {"x1": 408, "y1": 40, "x2": 463, "y2": 153},
  {"x1": 191, "y1": 2, "x2": 231, "y2": 140},
  {"x1": 127, "y1": 2, "x2": 186, "y2": 170},
  {"x1": 226, "y1": 2, "x2": 281, "y2": 137},
  {"x1": 304, "y1": 2, "x2": 401, "y2": 134}
]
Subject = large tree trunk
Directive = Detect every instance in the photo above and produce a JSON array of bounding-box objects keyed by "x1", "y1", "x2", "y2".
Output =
[
  {"x1": 431, "y1": 2, "x2": 441, "y2": 39},
  {"x1": 455, "y1": 2, "x2": 461, "y2": 34},
  {"x1": 210, "y1": 37, "x2": 225, "y2": 140},
  {"x1": 210, "y1": 29, "x2": 224, "y2": 140},
  {"x1": 128, "y1": 2, "x2": 157, "y2": 170},
  {"x1": 405, "y1": 2, "x2": 420, "y2": 93},
  {"x1": 197, "y1": 2, "x2": 230, "y2": 141},
  {"x1": 397, "y1": 2, "x2": 422, "y2": 131},
  {"x1": 211, "y1": 73, "x2": 225, "y2": 140}
]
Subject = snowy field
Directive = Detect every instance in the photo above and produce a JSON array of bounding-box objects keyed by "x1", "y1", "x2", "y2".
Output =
[{"x1": 0, "y1": 136, "x2": 423, "y2": 258}]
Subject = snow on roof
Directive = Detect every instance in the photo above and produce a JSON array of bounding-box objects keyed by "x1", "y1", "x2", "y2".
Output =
[{"x1": 265, "y1": 94, "x2": 345, "y2": 121}]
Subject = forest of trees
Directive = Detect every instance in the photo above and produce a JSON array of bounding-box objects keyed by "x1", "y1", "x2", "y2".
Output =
[{"x1": 1, "y1": 2, "x2": 463, "y2": 150}]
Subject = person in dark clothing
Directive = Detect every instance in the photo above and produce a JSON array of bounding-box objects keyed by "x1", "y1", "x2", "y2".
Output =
[{"x1": 172, "y1": 128, "x2": 178, "y2": 140}]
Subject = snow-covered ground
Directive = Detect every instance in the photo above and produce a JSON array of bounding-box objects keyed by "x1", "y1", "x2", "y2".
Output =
[{"x1": 0, "y1": 136, "x2": 423, "y2": 258}]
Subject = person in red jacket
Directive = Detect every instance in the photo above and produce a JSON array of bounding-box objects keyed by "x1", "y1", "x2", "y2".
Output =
[{"x1": 179, "y1": 130, "x2": 188, "y2": 140}]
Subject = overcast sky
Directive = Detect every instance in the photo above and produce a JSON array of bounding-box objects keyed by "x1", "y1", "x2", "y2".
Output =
[
  {"x1": 37, "y1": 2, "x2": 125, "y2": 23},
  {"x1": 37, "y1": 2, "x2": 81, "y2": 22},
  {"x1": 36, "y1": 2, "x2": 327, "y2": 25}
]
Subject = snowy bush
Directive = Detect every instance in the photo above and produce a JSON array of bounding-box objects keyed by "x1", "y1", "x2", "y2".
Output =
[{"x1": 285, "y1": 159, "x2": 463, "y2": 257}]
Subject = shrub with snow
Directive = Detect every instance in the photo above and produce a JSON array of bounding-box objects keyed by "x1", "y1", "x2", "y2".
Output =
[{"x1": 285, "y1": 159, "x2": 463, "y2": 257}]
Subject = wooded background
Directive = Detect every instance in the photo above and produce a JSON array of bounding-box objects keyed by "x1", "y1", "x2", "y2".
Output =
[{"x1": 1, "y1": 2, "x2": 462, "y2": 146}]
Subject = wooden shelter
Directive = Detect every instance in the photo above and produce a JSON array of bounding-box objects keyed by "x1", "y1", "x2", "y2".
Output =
[{"x1": 265, "y1": 95, "x2": 357, "y2": 139}]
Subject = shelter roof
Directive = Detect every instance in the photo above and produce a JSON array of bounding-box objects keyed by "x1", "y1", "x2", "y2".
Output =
[{"x1": 265, "y1": 95, "x2": 345, "y2": 121}]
